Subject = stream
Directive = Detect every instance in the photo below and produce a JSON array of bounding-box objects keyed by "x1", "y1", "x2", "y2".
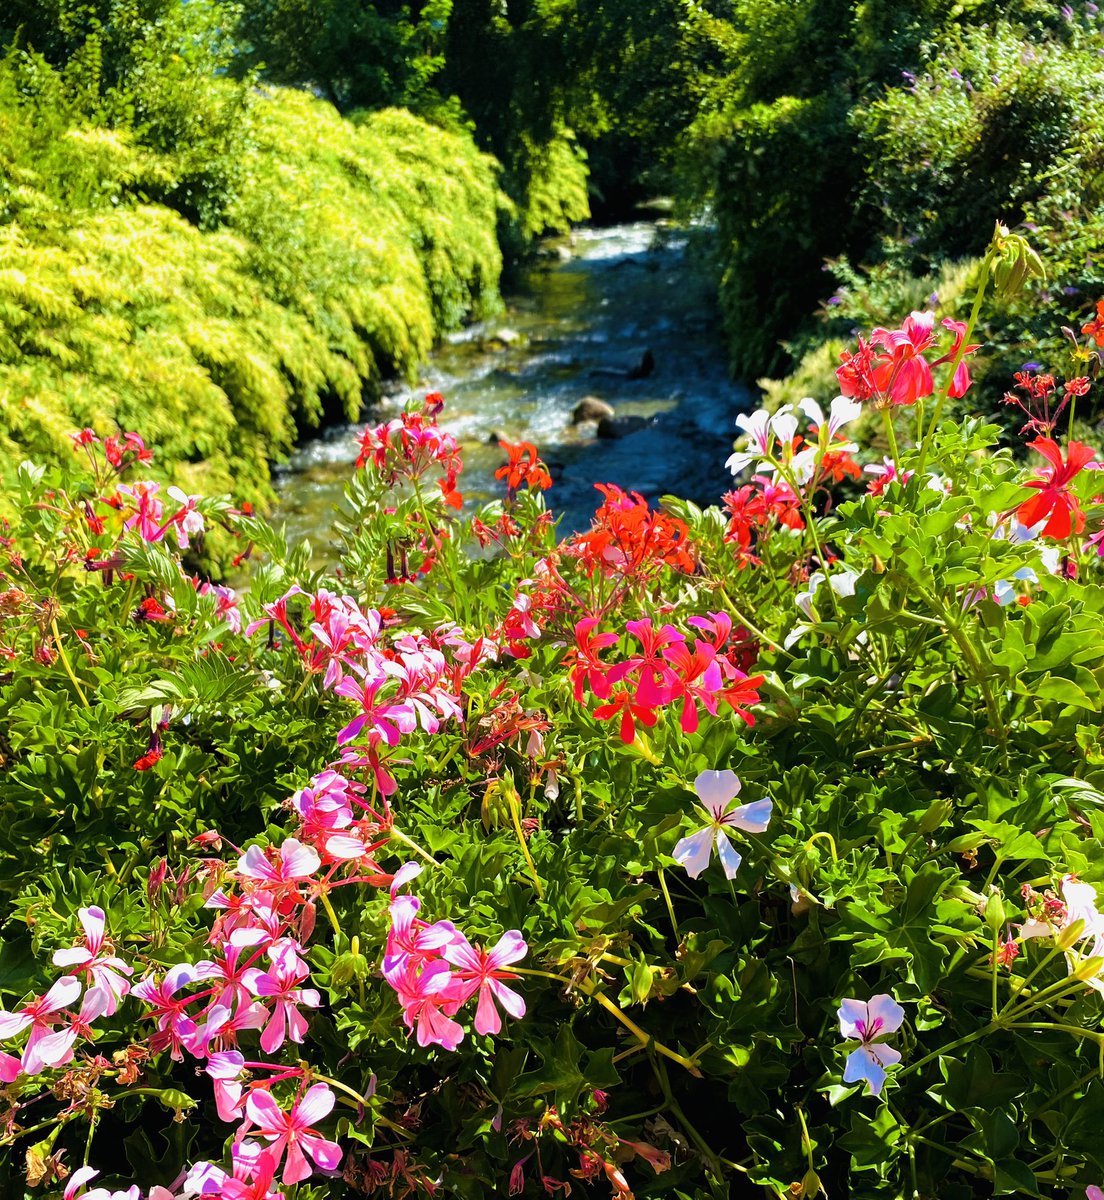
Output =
[{"x1": 273, "y1": 221, "x2": 752, "y2": 547}]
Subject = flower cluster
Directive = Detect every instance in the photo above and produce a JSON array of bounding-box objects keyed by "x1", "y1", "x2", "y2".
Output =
[
  {"x1": 355, "y1": 393, "x2": 463, "y2": 509},
  {"x1": 382, "y1": 865, "x2": 527, "y2": 1050},
  {"x1": 245, "y1": 587, "x2": 490, "y2": 794},
  {"x1": 496, "y1": 440, "x2": 553, "y2": 501},
  {"x1": 835, "y1": 311, "x2": 978, "y2": 408},
  {"x1": 0, "y1": 906, "x2": 131, "y2": 1079},
  {"x1": 565, "y1": 484, "x2": 696, "y2": 580},
  {"x1": 566, "y1": 612, "x2": 764, "y2": 742}
]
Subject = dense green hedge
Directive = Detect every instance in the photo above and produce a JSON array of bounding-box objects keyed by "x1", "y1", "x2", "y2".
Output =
[{"x1": 0, "y1": 73, "x2": 505, "y2": 509}]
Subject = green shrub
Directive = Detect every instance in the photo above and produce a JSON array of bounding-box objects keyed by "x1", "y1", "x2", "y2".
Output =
[{"x1": 0, "y1": 74, "x2": 505, "y2": 525}]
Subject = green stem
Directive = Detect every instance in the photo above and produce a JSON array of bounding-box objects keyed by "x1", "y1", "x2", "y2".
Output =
[
  {"x1": 881, "y1": 406, "x2": 901, "y2": 466},
  {"x1": 714, "y1": 585, "x2": 791, "y2": 658},
  {"x1": 388, "y1": 826, "x2": 440, "y2": 868},
  {"x1": 512, "y1": 967, "x2": 701, "y2": 1074},
  {"x1": 318, "y1": 889, "x2": 343, "y2": 939},
  {"x1": 50, "y1": 617, "x2": 90, "y2": 708},
  {"x1": 657, "y1": 866, "x2": 681, "y2": 943},
  {"x1": 506, "y1": 781, "x2": 544, "y2": 899}
]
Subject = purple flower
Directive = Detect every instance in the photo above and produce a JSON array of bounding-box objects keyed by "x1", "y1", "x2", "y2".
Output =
[
  {"x1": 838, "y1": 994, "x2": 905, "y2": 1095},
  {"x1": 672, "y1": 770, "x2": 772, "y2": 880}
]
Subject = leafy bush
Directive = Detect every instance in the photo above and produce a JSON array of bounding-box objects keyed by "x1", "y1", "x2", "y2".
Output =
[
  {"x1": 0, "y1": 71, "x2": 504, "y2": 526},
  {"x1": 686, "y1": 5, "x2": 1104, "y2": 379},
  {"x1": 4, "y1": 238, "x2": 1104, "y2": 1199},
  {"x1": 854, "y1": 21, "x2": 1104, "y2": 262}
]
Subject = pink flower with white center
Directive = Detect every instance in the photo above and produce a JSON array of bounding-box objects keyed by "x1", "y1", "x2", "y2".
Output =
[
  {"x1": 242, "y1": 940, "x2": 321, "y2": 1053},
  {"x1": 0, "y1": 975, "x2": 82, "y2": 1070},
  {"x1": 442, "y1": 930, "x2": 528, "y2": 1036},
  {"x1": 246, "y1": 1083, "x2": 344, "y2": 1185},
  {"x1": 390, "y1": 958, "x2": 466, "y2": 1051},
  {"x1": 52, "y1": 905, "x2": 133, "y2": 1015},
  {"x1": 672, "y1": 770, "x2": 772, "y2": 880},
  {"x1": 237, "y1": 839, "x2": 320, "y2": 888},
  {"x1": 1087, "y1": 1187, "x2": 1104, "y2": 1200},
  {"x1": 29, "y1": 985, "x2": 110, "y2": 1072},
  {"x1": 837, "y1": 994, "x2": 906, "y2": 1095}
]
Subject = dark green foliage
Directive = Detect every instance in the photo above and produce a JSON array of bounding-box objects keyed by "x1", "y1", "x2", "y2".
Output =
[{"x1": 688, "y1": 4, "x2": 1104, "y2": 380}]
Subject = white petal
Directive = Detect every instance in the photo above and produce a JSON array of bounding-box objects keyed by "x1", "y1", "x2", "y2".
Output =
[
  {"x1": 721, "y1": 799, "x2": 772, "y2": 834},
  {"x1": 693, "y1": 769, "x2": 740, "y2": 818},
  {"x1": 714, "y1": 832, "x2": 743, "y2": 880},
  {"x1": 672, "y1": 828, "x2": 714, "y2": 879}
]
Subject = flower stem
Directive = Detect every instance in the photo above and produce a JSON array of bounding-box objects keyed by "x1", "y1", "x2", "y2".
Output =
[
  {"x1": 50, "y1": 617, "x2": 90, "y2": 708},
  {"x1": 388, "y1": 826, "x2": 440, "y2": 868}
]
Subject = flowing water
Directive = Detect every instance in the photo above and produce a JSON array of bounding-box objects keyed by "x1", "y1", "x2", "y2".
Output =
[{"x1": 273, "y1": 221, "x2": 751, "y2": 548}]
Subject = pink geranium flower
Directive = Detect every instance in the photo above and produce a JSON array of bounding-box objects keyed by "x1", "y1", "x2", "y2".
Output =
[
  {"x1": 246, "y1": 1083, "x2": 343, "y2": 1184},
  {"x1": 52, "y1": 905, "x2": 133, "y2": 1015},
  {"x1": 442, "y1": 930, "x2": 528, "y2": 1036},
  {"x1": 237, "y1": 839, "x2": 321, "y2": 888},
  {"x1": 242, "y1": 940, "x2": 321, "y2": 1054},
  {"x1": 672, "y1": 770, "x2": 772, "y2": 880},
  {"x1": 390, "y1": 958, "x2": 466, "y2": 1051},
  {"x1": 837, "y1": 994, "x2": 906, "y2": 1095},
  {"x1": 0, "y1": 975, "x2": 83, "y2": 1075},
  {"x1": 29, "y1": 985, "x2": 110, "y2": 1072}
]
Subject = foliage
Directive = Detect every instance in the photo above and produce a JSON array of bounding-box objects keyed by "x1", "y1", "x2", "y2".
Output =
[
  {"x1": 686, "y1": 4, "x2": 1104, "y2": 378},
  {"x1": 3, "y1": 243, "x2": 1104, "y2": 1198},
  {"x1": 0, "y1": 63, "x2": 504, "y2": 530}
]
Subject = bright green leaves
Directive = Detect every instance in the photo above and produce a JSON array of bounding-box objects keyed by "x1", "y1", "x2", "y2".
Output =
[{"x1": 836, "y1": 864, "x2": 975, "y2": 992}]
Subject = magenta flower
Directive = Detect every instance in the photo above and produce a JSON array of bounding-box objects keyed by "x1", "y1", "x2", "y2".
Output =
[
  {"x1": 442, "y1": 930, "x2": 528, "y2": 1036},
  {"x1": 246, "y1": 1082, "x2": 343, "y2": 1184},
  {"x1": 242, "y1": 939, "x2": 321, "y2": 1054},
  {"x1": 837, "y1": 994, "x2": 905, "y2": 1095},
  {"x1": 52, "y1": 905, "x2": 133, "y2": 1015},
  {"x1": 672, "y1": 770, "x2": 772, "y2": 880}
]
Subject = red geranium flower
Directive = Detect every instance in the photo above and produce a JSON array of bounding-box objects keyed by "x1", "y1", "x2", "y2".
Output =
[{"x1": 1016, "y1": 438, "x2": 1097, "y2": 538}]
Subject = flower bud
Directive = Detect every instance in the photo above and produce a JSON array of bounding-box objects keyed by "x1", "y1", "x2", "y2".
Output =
[
  {"x1": 984, "y1": 891, "x2": 1006, "y2": 933},
  {"x1": 1071, "y1": 954, "x2": 1104, "y2": 982},
  {"x1": 1056, "y1": 917, "x2": 1087, "y2": 950}
]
